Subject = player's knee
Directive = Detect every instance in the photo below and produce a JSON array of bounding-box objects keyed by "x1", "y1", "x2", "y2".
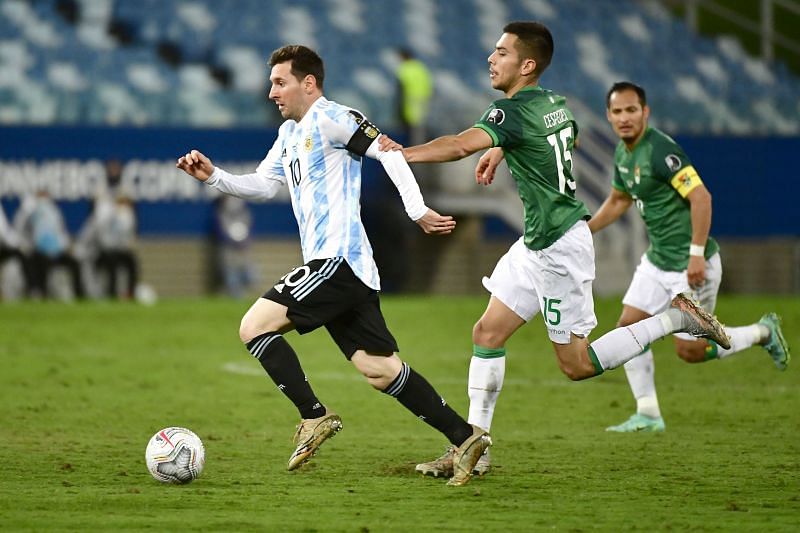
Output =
[
  {"x1": 366, "y1": 376, "x2": 392, "y2": 390},
  {"x1": 238, "y1": 318, "x2": 260, "y2": 344},
  {"x1": 557, "y1": 357, "x2": 595, "y2": 381},
  {"x1": 351, "y1": 351, "x2": 400, "y2": 390},
  {"x1": 472, "y1": 320, "x2": 502, "y2": 348},
  {"x1": 676, "y1": 342, "x2": 706, "y2": 363},
  {"x1": 354, "y1": 363, "x2": 389, "y2": 387}
]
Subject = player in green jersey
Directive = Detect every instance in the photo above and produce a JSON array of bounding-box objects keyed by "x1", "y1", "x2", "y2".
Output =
[
  {"x1": 380, "y1": 21, "x2": 731, "y2": 482},
  {"x1": 588, "y1": 81, "x2": 790, "y2": 433}
]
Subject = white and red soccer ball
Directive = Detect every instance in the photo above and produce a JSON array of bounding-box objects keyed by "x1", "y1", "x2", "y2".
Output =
[{"x1": 145, "y1": 427, "x2": 205, "y2": 484}]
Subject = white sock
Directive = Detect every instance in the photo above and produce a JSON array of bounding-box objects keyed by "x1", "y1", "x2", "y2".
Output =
[
  {"x1": 467, "y1": 355, "x2": 505, "y2": 432},
  {"x1": 623, "y1": 349, "x2": 661, "y2": 419},
  {"x1": 590, "y1": 313, "x2": 676, "y2": 371},
  {"x1": 715, "y1": 324, "x2": 769, "y2": 359}
]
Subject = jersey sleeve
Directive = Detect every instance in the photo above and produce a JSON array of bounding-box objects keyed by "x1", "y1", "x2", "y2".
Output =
[
  {"x1": 611, "y1": 166, "x2": 626, "y2": 192},
  {"x1": 610, "y1": 144, "x2": 627, "y2": 192},
  {"x1": 473, "y1": 100, "x2": 522, "y2": 148},
  {"x1": 652, "y1": 139, "x2": 704, "y2": 198},
  {"x1": 318, "y1": 106, "x2": 426, "y2": 220},
  {"x1": 205, "y1": 130, "x2": 287, "y2": 201},
  {"x1": 365, "y1": 144, "x2": 428, "y2": 221}
]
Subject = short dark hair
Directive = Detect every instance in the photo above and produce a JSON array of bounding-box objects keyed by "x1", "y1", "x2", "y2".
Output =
[
  {"x1": 606, "y1": 81, "x2": 647, "y2": 108},
  {"x1": 269, "y1": 45, "x2": 325, "y2": 89},
  {"x1": 502, "y1": 21, "x2": 553, "y2": 78}
]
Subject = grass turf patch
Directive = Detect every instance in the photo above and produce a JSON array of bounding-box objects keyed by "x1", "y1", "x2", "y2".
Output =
[{"x1": 1, "y1": 295, "x2": 798, "y2": 531}]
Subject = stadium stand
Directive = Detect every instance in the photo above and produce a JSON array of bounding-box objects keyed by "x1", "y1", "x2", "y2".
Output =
[
  {"x1": 0, "y1": 0, "x2": 798, "y2": 134},
  {"x1": 0, "y1": 0, "x2": 798, "y2": 297}
]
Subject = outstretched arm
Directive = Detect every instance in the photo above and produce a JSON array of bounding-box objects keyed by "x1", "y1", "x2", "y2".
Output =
[
  {"x1": 403, "y1": 127, "x2": 494, "y2": 163},
  {"x1": 366, "y1": 143, "x2": 456, "y2": 235},
  {"x1": 339, "y1": 111, "x2": 456, "y2": 234},
  {"x1": 587, "y1": 188, "x2": 633, "y2": 234},
  {"x1": 176, "y1": 149, "x2": 284, "y2": 201}
]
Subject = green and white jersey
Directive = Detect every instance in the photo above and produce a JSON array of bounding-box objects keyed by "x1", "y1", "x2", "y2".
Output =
[
  {"x1": 612, "y1": 127, "x2": 719, "y2": 271},
  {"x1": 474, "y1": 86, "x2": 590, "y2": 250}
]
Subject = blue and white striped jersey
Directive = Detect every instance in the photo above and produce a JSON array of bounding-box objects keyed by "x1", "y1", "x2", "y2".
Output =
[{"x1": 207, "y1": 96, "x2": 428, "y2": 291}]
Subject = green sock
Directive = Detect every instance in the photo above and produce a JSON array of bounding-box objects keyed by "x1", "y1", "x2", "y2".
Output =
[
  {"x1": 704, "y1": 341, "x2": 719, "y2": 361},
  {"x1": 588, "y1": 346, "x2": 604, "y2": 376}
]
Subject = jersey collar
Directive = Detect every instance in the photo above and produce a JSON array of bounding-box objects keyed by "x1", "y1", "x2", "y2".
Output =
[
  {"x1": 297, "y1": 96, "x2": 326, "y2": 125},
  {"x1": 515, "y1": 85, "x2": 543, "y2": 95},
  {"x1": 625, "y1": 126, "x2": 653, "y2": 153}
]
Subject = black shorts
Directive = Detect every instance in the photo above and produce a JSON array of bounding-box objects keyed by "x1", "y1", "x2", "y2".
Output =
[{"x1": 263, "y1": 257, "x2": 398, "y2": 359}]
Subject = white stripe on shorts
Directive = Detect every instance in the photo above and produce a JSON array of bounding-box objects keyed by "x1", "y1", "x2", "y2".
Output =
[{"x1": 291, "y1": 257, "x2": 344, "y2": 301}]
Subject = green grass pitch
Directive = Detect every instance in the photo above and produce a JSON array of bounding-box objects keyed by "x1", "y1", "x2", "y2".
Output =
[{"x1": 1, "y1": 295, "x2": 798, "y2": 531}]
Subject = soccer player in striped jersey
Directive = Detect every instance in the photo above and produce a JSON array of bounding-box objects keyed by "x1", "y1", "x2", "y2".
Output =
[
  {"x1": 176, "y1": 45, "x2": 489, "y2": 486},
  {"x1": 589, "y1": 81, "x2": 790, "y2": 433},
  {"x1": 380, "y1": 21, "x2": 731, "y2": 479}
]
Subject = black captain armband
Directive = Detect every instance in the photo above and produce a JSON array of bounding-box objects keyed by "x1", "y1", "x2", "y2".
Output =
[{"x1": 346, "y1": 110, "x2": 381, "y2": 156}]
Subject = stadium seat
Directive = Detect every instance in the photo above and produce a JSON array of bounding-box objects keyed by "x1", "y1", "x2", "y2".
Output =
[{"x1": 0, "y1": 0, "x2": 796, "y2": 132}]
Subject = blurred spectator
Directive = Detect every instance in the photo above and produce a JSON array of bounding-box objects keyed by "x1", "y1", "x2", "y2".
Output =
[
  {"x1": 368, "y1": 48, "x2": 434, "y2": 292},
  {"x1": 212, "y1": 195, "x2": 257, "y2": 298},
  {"x1": 395, "y1": 48, "x2": 433, "y2": 146},
  {"x1": 14, "y1": 190, "x2": 86, "y2": 300},
  {"x1": 79, "y1": 160, "x2": 139, "y2": 299},
  {"x1": 55, "y1": 0, "x2": 79, "y2": 25},
  {"x1": 0, "y1": 202, "x2": 31, "y2": 298}
]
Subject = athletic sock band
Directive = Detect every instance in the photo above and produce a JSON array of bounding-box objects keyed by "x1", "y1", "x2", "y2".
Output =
[
  {"x1": 386, "y1": 363, "x2": 473, "y2": 446},
  {"x1": 247, "y1": 332, "x2": 283, "y2": 360},
  {"x1": 588, "y1": 346, "x2": 604, "y2": 376},
  {"x1": 473, "y1": 345, "x2": 506, "y2": 359},
  {"x1": 382, "y1": 362, "x2": 411, "y2": 397},
  {"x1": 704, "y1": 341, "x2": 719, "y2": 361}
]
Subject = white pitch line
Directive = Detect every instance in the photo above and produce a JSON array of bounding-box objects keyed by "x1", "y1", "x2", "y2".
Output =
[
  {"x1": 221, "y1": 361, "x2": 794, "y2": 393},
  {"x1": 222, "y1": 361, "x2": 562, "y2": 386}
]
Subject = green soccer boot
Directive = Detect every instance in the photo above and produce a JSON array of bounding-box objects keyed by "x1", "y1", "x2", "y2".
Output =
[
  {"x1": 606, "y1": 413, "x2": 666, "y2": 433},
  {"x1": 759, "y1": 313, "x2": 791, "y2": 371}
]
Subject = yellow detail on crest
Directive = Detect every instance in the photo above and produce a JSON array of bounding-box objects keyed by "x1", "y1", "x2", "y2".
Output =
[
  {"x1": 364, "y1": 126, "x2": 378, "y2": 139},
  {"x1": 670, "y1": 165, "x2": 702, "y2": 197},
  {"x1": 304, "y1": 135, "x2": 313, "y2": 152}
]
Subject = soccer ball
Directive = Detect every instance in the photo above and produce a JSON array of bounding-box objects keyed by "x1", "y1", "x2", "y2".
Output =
[{"x1": 145, "y1": 427, "x2": 205, "y2": 484}]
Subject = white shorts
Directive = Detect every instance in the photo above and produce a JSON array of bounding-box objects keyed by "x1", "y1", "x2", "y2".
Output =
[
  {"x1": 482, "y1": 221, "x2": 597, "y2": 344},
  {"x1": 622, "y1": 252, "x2": 722, "y2": 340}
]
